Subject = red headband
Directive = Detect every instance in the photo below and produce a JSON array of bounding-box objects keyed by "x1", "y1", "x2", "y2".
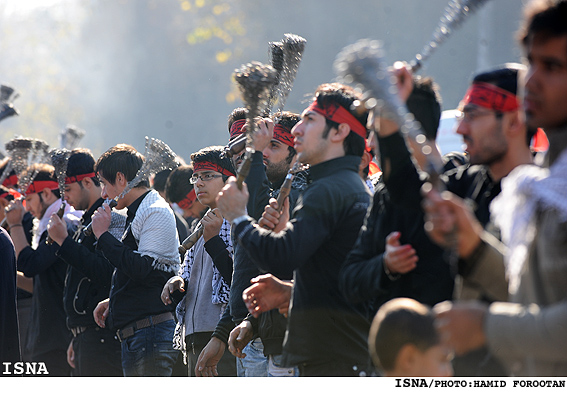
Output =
[
  {"x1": 65, "y1": 172, "x2": 96, "y2": 184},
  {"x1": 2, "y1": 174, "x2": 18, "y2": 188},
  {"x1": 0, "y1": 188, "x2": 21, "y2": 200},
  {"x1": 273, "y1": 124, "x2": 295, "y2": 147},
  {"x1": 193, "y1": 161, "x2": 235, "y2": 177},
  {"x1": 229, "y1": 119, "x2": 246, "y2": 140},
  {"x1": 25, "y1": 180, "x2": 59, "y2": 195},
  {"x1": 460, "y1": 82, "x2": 520, "y2": 112},
  {"x1": 306, "y1": 100, "x2": 367, "y2": 139},
  {"x1": 177, "y1": 189, "x2": 197, "y2": 210}
]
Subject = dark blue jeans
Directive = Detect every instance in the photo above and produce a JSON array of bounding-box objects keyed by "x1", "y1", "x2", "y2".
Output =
[{"x1": 121, "y1": 319, "x2": 179, "y2": 376}]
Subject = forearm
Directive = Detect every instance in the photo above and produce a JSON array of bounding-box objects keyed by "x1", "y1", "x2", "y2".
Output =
[
  {"x1": 204, "y1": 235, "x2": 233, "y2": 285},
  {"x1": 57, "y1": 236, "x2": 115, "y2": 291},
  {"x1": 9, "y1": 225, "x2": 29, "y2": 257},
  {"x1": 245, "y1": 151, "x2": 272, "y2": 220},
  {"x1": 379, "y1": 132, "x2": 425, "y2": 208},
  {"x1": 97, "y1": 232, "x2": 155, "y2": 281},
  {"x1": 233, "y1": 216, "x2": 328, "y2": 278},
  {"x1": 17, "y1": 235, "x2": 60, "y2": 277},
  {"x1": 16, "y1": 271, "x2": 33, "y2": 293},
  {"x1": 211, "y1": 305, "x2": 236, "y2": 345},
  {"x1": 458, "y1": 233, "x2": 508, "y2": 302},
  {"x1": 486, "y1": 300, "x2": 567, "y2": 362}
]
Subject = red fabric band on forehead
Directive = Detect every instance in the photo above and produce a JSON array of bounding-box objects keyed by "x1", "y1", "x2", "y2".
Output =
[
  {"x1": 229, "y1": 119, "x2": 246, "y2": 140},
  {"x1": 65, "y1": 172, "x2": 96, "y2": 184},
  {"x1": 25, "y1": 180, "x2": 59, "y2": 195},
  {"x1": 2, "y1": 174, "x2": 18, "y2": 188},
  {"x1": 0, "y1": 188, "x2": 21, "y2": 200},
  {"x1": 177, "y1": 189, "x2": 197, "y2": 210},
  {"x1": 193, "y1": 161, "x2": 235, "y2": 177},
  {"x1": 460, "y1": 82, "x2": 520, "y2": 112},
  {"x1": 306, "y1": 100, "x2": 367, "y2": 139},
  {"x1": 273, "y1": 124, "x2": 295, "y2": 147}
]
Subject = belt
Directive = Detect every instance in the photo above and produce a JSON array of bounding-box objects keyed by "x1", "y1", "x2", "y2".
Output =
[
  {"x1": 70, "y1": 326, "x2": 88, "y2": 337},
  {"x1": 116, "y1": 312, "x2": 174, "y2": 343}
]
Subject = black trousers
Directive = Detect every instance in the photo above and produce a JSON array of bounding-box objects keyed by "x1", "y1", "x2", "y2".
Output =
[
  {"x1": 72, "y1": 326, "x2": 122, "y2": 377},
  {"x1": 185, "y1": 331, "x2": 237, "y2": 377}
]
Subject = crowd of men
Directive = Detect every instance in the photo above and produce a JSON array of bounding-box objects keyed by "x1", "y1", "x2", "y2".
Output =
[{"x1": 0, "y1": 0, "x2": 566, "y2": 378}]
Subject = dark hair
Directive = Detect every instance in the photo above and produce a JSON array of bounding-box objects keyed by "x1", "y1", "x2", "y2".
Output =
[
  {"x1": 0, "y1": 184, "x2": 14, "y2": 200},
  {"x1": 369, "y1": 298, "x2": 439, "y2": 371},
  {"x1": 473, "y1": 63, "x2": 525, "y2": 96},
  {"x1": 228, "y1": 107, "x2": 248, "y2": 129},
  {"x1": 67, "y1": 148, "x2": 100, "y2": 187},
  {"x1": 20, "y1": 163, "x2": 61, "y2": 198},
  {"x1": 406, "y1": 76, "x2": 442, "y2": 141},
  {"x1": 314, "y1": 83, "x2": 368, "y2": 157},
  {"x1": 473, "y1": 63, "x2": 534, "y2": 146},
  {"x1": 165, "y1": 165, "x2": 194, "y2": 203},
  {"x1": 153, "y1": 169, "x2": 171, "y2": 193},
  {"x1": 190, "y1": 145, "x2": 236, "y2": 180},
  {"x1": 519, "y1": 0, "x2": 567, "y2": 50},
  {"x1": 274, "y1": 111, "x2": 301, "y2": 164},
  {"x1": 95, "y1": 144, "x2": 148, "y2": 188}
]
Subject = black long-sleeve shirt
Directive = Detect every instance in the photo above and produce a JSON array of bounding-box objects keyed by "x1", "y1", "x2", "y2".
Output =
[
  {"x1": 232, "y1": 156, "x2": 372, "y2": 369},
  {"x1": 96, "y1": 191, "x2": 176, "y2": 331},
  {"x1": 18, "y1": 230, "x2": 71, "y2": 359},
  {"x1": 57, "y1": 198, "x2": 118, "y2": 329}
]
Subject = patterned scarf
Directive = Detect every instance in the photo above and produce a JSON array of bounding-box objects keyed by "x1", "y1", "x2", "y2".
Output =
[
  {"x1": 32, "y1": 199, "x2": 82, "y2": 249},
  {"x1": 173, "y1": 218, "x2": 232, "y2": 355},
  {"x1": 490, "y1": 149, "x2": 567, "y2": 294}
]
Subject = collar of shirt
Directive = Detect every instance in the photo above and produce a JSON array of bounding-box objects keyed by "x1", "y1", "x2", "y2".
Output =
[
  {"x1": 81, "y1": 198, "x2": 104, "y2": 225},
  {"x1": 307, "y1": 155, "x2": 361, "y2": 183}
]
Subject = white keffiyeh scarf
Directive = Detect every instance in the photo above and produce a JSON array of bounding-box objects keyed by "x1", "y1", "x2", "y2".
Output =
[
  {"x1": 490, "y1": 149, "x2": 567, "y2": 294},
  {"x1": 173, "y1": 218, "x2": 232, "y2": 355},
  {"x1": 32, "y1": 199, "x2": 82, "y2": 249},
  {"x1": 126, "y1": 190, "x2": 181, "y2": 273}
]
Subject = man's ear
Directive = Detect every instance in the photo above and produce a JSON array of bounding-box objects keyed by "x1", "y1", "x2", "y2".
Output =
[
  {"x1": 41, "y1": 188, "x2": 52, "y2": 200},
  {"x1": 81, "y1": 177, "x2": 94, "y2": 189},
  {"x1": 395, "y1": 343, "x2": 419, "y2": 374},
  {"x1": 332, "y1": 123, "x2": 351, "y2": 142},
  {"x1": 116, "y1": 172, "x2": 127, "y2": 186}
]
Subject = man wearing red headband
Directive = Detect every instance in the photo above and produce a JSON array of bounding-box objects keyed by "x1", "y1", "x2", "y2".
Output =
[
  {"x1": 46, "y1": 148, "x2": 124, "y2": 376},
  {"x1": 427, "y1": 0, "x2": 567, "y2": 377},
  {"x1": 196, "y1": 112, "x2": 306, "y2": 377},
  {"x1": 216, "y1": 83, "x2": 373, "y2": 376},
  {"x1": 5, "y1": 162, "x2": 82, "y2": 376},
  {"x1": 361, "y1": 63, "x2": 532, "y2": 376},
  {"x1": 161, "y1": 145, "x2": 237, "y2": 377},
  {"x1": 165, "y1": 164, "x2": 207, "y2": 232}
]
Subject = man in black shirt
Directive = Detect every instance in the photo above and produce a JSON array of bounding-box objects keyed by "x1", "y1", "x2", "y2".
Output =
[
  {"x1": 91, "y1": 144, "x2": 181, "y2": 376},
  {"x1": 47, "y1": 148, "x2": 124, "y2": 376},
  {"x1": 217, "y1": 83, "x2": 372, "y2": 376}
]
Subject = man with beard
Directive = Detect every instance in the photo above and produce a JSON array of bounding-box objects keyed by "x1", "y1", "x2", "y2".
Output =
[
  {"x1": 5, "y1": 163, "x2": 82, "y2": 375},
  {"x1": 196, "y1": 112, "x2": 306, "y2": 377},
  {"x1": 426, "y1": 0, "x2": 567, "y2": 376},
  {"x1": 47, "y1": 148, "x2": 125, "y2": 376},
  {"x1": 216, "y1": 83, "x2": 372, "y2": 376}
]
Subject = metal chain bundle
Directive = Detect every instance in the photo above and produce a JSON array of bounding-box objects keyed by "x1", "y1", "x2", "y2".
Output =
[
  {"x1": 5, "y1": 137, "x2": 50, "y2": 193},
  {"x1": 233, "y1": 61, "x2": 279, "y2": 188},
  {"x1": 411, "y1": 0, "x2": 492, "y2": 72},
  {"x1": 59, "y1": 125, "x2": 86, "y2": 150}
]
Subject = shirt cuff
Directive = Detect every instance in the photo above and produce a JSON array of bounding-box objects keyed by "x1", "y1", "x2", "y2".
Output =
[{"x1": 231, "y1": 214, "x2": 252, "y2": 227}]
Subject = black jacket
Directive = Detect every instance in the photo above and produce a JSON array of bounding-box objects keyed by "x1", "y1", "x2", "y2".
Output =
[
  {"x1": 57, "y1": 198, "x2": 117, "y2": 329},
  {"x1": 96, "y1": 192, "x2": 176, "y2": 331},
  {"x1": 233, "y1": 155, "x2": 372, "y2": 369},
  {"x1": 212, "y1": 151, "x2": 305, "y2": 347}
]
